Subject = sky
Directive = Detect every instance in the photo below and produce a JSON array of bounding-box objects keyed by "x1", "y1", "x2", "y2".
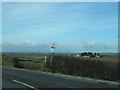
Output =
[
  {"x1": 1, "y1": 0, "x2": 119, "y2": 2},
  {"x1": 0, "y1": 2, "x2": 2, "y2": 52},
  {"x1": 2, "y1": 2, "x2": 118, "y2": 53}
]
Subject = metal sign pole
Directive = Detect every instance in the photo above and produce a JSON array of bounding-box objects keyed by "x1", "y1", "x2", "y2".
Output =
[
  {"x1": 50, "y1": 44, "x2": 55, "y2": 69},
  {"x1": 50, "y1": 52, "x2": 53, "y2": 68}
]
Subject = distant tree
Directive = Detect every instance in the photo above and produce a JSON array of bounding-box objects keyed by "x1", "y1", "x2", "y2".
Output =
[
  {"x1": 88, "y1": 52, "x2": 94, "y2": 57},
  {"x1": 94, "y1": 53, "x2": 97, "y2": 56},
  {"x1": 97, "y1": 53, "x2": 100, "y2": 56},
  {"x1": 81, "y1": 53, "x2": 84, "y2": 56},
  {"x1": 84, "y1": 52, "x2": 87, "y2": 56}
]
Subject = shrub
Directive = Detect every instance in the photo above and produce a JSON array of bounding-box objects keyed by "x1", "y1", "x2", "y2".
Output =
[
  {"x1": 46, "y1": 55, "x2": 119, "y2": 81},
  {"x1": 13, "y1": 57, "x2": 23, "y2": 68}
]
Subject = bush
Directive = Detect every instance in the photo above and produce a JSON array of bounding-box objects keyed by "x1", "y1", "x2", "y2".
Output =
[
  {"x1": 2, "y1": 55, "x2": 22, "y2": 68},
  {"x1": 46, "y1": 55, "x2": 119, "y2": 81},
  {"x1": 13, "y1": 57, "x2": 23, "y2": 68},
  {"x1": 2, "y1": 55, "x2": 14, "y2": 67}
]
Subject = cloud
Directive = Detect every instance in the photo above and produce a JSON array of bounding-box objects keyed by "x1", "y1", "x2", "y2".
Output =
[
  {"x1": 2, "y1": 40, "x2": 117, "y2": 53},
  {"x1": 56, "y1": 41, "x2": 117, "y2": 53}
]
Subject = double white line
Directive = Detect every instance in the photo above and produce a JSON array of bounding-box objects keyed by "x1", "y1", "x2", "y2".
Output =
[{"x1": 13, "y1": 79, "x2": 39, "y2": 90}]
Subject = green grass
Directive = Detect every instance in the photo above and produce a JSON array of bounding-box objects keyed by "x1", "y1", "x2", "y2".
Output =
[{"x1": 2, "y1": 55, "x2": 14, "y2": 67}]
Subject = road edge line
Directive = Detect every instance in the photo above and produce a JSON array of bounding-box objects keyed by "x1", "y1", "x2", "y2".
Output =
[{"x1": 12, "y1": 79, "x2": 39, "y2": 90}]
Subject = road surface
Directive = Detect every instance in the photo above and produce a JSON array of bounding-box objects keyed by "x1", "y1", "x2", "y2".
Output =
[{"x1": 2, "y1": 67, "x2": 119, "y2": 89}]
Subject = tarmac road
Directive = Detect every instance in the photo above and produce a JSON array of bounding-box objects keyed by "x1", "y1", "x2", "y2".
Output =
[{"x1": 2, "y1": 67, "x2": 119, "y2": 90}]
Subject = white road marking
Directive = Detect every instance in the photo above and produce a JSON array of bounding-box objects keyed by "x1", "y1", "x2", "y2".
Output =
[{"x1": 12, "y1": 79, "x2": 39, "y2": 90}]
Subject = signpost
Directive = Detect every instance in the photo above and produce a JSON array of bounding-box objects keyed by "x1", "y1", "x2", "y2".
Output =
[{"x1": 50, "y1": 43, "x2": 55, "y2": 69}]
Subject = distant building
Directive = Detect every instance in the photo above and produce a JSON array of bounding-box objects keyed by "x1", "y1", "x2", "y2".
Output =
[{"x1": 74, "y1": 53, "x2": 80, "y2": 57}]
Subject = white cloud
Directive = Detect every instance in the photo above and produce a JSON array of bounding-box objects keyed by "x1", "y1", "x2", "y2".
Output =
[
  {"x1": 2, "y1": 40, "x2": 117, "y2": 53},
  {"x1": 24, "y1": 40, "x2": 38, "y2": 47},
  {"x1": 55, "y1": 41, "x2": 118, "y2": 53}
]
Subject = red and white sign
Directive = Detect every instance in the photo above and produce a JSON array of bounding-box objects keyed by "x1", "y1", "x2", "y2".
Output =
[{"x1": 51, "y1": 44, "x2": 55, "y2": 49}]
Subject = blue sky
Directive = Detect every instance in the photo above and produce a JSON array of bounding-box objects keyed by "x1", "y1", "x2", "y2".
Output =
[
  {"x1": 0, "y1": 2, "x2": 2, "y2": 52},
  {"x1": 2, "y1": 2, "x2": 118, "y2": 53}
]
